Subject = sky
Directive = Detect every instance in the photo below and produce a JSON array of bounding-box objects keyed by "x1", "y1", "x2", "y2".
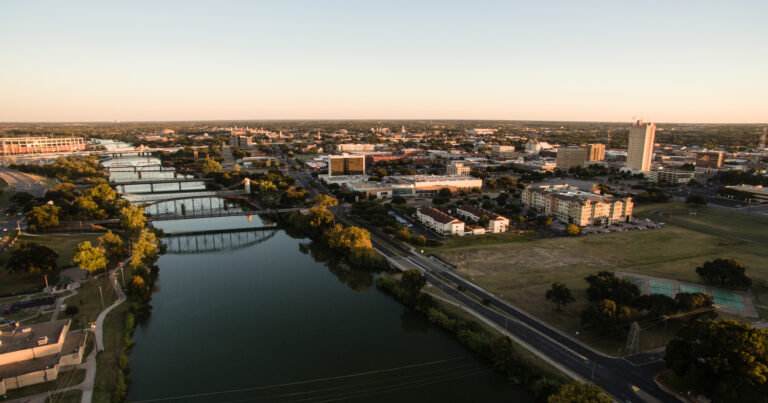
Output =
[{"x1": 1, "y1": 0, "x2": 766, "y2": 123}]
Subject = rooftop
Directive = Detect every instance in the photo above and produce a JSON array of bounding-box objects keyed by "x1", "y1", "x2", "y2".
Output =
[
  {"x1": 0, "y1": 319, "x2": 69, "y2": 356},
  {"x1": 457, "y1": 205, "x2": 507, "y2": 221},
  {"x1": 418, "y1": 207, "x2": 462, "y2": 225}
]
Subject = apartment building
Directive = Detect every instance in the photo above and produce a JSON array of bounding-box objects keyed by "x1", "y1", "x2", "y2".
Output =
[
  {"x1": 522, "y1": 184, "x2": 633, "y2": 226},
  {"x1": 454, "y1": 205, "x2": 509, "y2": 233},
  {"x1": 646, "y1": 169, "x2": 696, "y2": 184},
  {"x1": 416, "y1": 207, "x2": 465, "y2": 236}
]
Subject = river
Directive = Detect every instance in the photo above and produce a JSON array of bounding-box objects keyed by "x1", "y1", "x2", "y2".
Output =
[{"x1": 103, "y1": 155, "x2": 531, "y2": 402}]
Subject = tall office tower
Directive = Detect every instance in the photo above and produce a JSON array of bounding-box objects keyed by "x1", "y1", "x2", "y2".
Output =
[{"x1": 626, "y1": 120, "x2": 656, "y2": 172}]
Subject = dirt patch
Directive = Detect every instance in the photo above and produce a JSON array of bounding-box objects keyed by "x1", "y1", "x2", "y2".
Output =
[{"x1": 441, "y1": 244, "x2": 610, "y2": 276}]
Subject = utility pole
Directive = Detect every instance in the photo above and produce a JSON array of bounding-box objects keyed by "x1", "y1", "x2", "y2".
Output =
[
  {"x1": 626, "y1": 321, "x2": 640, "y2": 355},
  {"x1": 98, "y1": 286, "x2": 104, "y2": 308}
]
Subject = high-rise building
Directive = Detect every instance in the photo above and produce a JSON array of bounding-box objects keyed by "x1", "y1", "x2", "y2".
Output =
[
  {"x1": 695, "y1": 151, "x2": 723, "y2": 169},
  {"x1": 328, "y1": 155, "x2": 366, "y2": 176},
  {"x1": 556, "y1": 146, "x2": 587, "y2": 169},
  {"x1": 585, "y1": 143, "x2": 606, "y2": 161},
  {"x1": 626, "y1": 120, "x2": 656, "y2": 172}
]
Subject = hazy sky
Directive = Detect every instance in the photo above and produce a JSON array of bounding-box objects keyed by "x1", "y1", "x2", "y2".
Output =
[{"x1": 1, "y1": 1, "x2": 766, "y2": 123}]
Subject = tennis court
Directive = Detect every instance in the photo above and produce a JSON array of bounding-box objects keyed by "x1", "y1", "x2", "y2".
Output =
[
  {"x1": 679, "y1": 284, "x2": 706, "y2": 294},
  {"x1": 649, "y1": 280, "x2": 675, "y2": 297},
  {"x1": 624, "y1": 276, "x2": 645, "y2": 292},
  {"x1": 713, "y1": 289, "x2": 745, "y2": 312}
]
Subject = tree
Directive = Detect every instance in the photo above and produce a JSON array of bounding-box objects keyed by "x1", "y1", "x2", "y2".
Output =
[
  {"x1": 478, "y1": 214, "x2": 490, "y2": 228},
  {"x1": 400, "y1": 269, "x2": 426, "y2": 300},
  {"x1": 203, "y1": 158, "x2": 221, "y2": 174},
  {"x1": 308, "y1": 206, "x2": 334, "y2": 228},
  {"x1": 566, "y1": 224, "x2": 580, "y2": 236},
  {"x1": 73, "y1": 241, "x2": 107, "y2": 273},
  {"x1": 685, "y1": 195, "x2": 707, "y2": 205},
  {"x1": 27, "y1": 205, "x2": 60, "y2": 232},
  {"x1": 438, "y1": 187, "x2": 452, "y2": 199},
  {"x1": 674, "y1": 292, "x2": 717, "y2": 321},
  {"x1": 7, "y1": 242, "x2": 58, "y2": 275},
  {"x1": 99, "y1": 231, "x2": 126, "y2": 262},
  {"x1": 634, "y1": 294, "x2": 678, "y2": 317},
  {"x1": 545, "y1": 282, "x2": 575, "y2": 311},
  {"x1": 696, "y1": 258, "x2": 751, "y2": 288},
  {"x1": 129, "y1": 229, "x2": 158, "y2": 271},
  {"x1": 395, "y1": 226, "x2": 411, "y2": 241},
  {"x1": 120, "y1": 205, "x2": 146, "y2": 235},
  {"x1": 548, "y1": 382, "x2": 611, "y2": 403},
  {"x1": 581, "y1": 299, "x2": 631, "y2": 329},
  {"x1": 411, "y1": 235, "x2": 427, "y2": 246},
  {"x1": 584, "y1": 271, "x2": 640, "y2": 306},
  {"x1": 536, "y1": 215, "x2": 553, "y2": 227},
  {"x1": 312, "y1": 194, "x2": 338, "y2": 207},
  {"x1": 665, "y1": 319, "x2": 768, "y2": 402}
]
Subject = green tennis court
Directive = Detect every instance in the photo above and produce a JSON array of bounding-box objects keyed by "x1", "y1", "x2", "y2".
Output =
[
  {"x1": 623, "y1": 276, "x2": 644, "y2": 291},
  {"x1": 649, "y1": 280, "x2": 675, "y2": 297},
  {"x1": 714, "y1": 290, "x2": 745, "y2": 311},
  {"x1": 679, "y1": 284, "x2": 706, "y2": 294}
]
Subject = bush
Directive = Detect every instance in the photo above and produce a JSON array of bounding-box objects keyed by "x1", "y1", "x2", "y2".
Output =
[{"x1": 64, "y1": 305, "x2": 79, "y2": 316}]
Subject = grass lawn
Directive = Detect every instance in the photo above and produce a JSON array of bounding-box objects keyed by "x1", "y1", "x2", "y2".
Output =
[
  {"x1": 93, "y1": 299, "x2": 131, "y2": 403},
  {"x1": 433, "y1": 203, "x2": 768, "y2": 355},
  {"x1": 46, "y1": 389, "x2": 83, "y2": 403},
  {"x1": 2, "y1": 368, "x2": 85, "y2": 400},
  {"x1": 60, "y1": 275, "x2": 119, "y2": 330},
  {"x1": 0, "y1": 232, "x2": 101, "y2": 296}
]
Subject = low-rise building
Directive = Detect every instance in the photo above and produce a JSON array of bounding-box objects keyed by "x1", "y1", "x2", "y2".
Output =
[
  {"x1": 416, "y1": 207, "x2": 465, "y2": 236},
  {"x1": 336, "y1": 144, "x2": 375, "y2": 153},
  {"x1": 0, "y1": 319, "x2": 86, "y2": 394},
  {"x1": 454, "y1": 205, "x2": 510, "y2": 233},
  {"x1": 695, "y1": 151, "x2": 724, "y2": 168},
  {"x1": 522, "y1": 184, "x2": 633, "y2": 226},
  {"x1": 646, "y1": 169, "x2": 695, "y2": 184},
  {"x1": 446, "y1": 161, "x2": 471, "y2": 176}
]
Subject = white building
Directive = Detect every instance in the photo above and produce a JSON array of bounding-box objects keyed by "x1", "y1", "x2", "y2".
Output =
[
  {"x1": 454, "y1": 205, "x2": 510, "y2": 233},
  {"x1": 416, "y1": 207, "x2": 465, "y2": 236},
  {"x1": 336, "y1": 144, "x2": 375, "y2": 153},
  {"x1": 447, "y1": 161, "x2": 472, "y2": 176}
]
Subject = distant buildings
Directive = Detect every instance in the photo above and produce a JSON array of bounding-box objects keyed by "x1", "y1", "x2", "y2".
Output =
[
  {"x1": 0, "y1": 319, "x2": 85, "y2": 394},
  {"x1": 229, "y1": 135, "x2": 253, "y2": 147},
  {"x1": 328, "y1": 154, "x2": 366, "y2": 176},
  {"x1": 454, "y1": 205, "x2": 509, "y2": 233},
  {"x1": 646, "y1": 169, "x2": 696, "y2": 184},
  {"x1": 522, "y1": 184, "x2": 633, "y2": 226},
  {"x1": 416, "y1": 207, "x2": 465, "y2": 235},
  {"x1": 556, "y1": 146, "x2": 587, "y2": 169},
  {"x1": 626, "y1": 120, "x2": 656, "y2": 172},
  {"x1": 447, "y1": 161, "x2": 471, "y2": 176},
  {"x1": 695, "y1": 151, "x2": 724, "y2": 168},
  {"x1": 336, "y1": 144, "x2": 375, "y2": 153},
  {"x1": 345, "y1": 175, "x2": 482, "y2": 199},
  {"x1": 1, "y1": 137, "x2": 86, "y2": 156},
  {"x1": 585, "y1": 143, "x2": 606, "y2": 162},
  {"x1": 467, "y1": 128, "x2": 497, "y2": 135}
]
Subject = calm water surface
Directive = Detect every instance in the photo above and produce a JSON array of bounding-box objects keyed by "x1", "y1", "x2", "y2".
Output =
[{"x1": 126, "y1": 216, "x2": 531, "y2": 402}]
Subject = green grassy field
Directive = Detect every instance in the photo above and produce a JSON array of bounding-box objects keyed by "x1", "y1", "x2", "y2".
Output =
[
  {"x1": 434, "y1": 203, "x2": 768, "y2": 354},
  {"x1": 61, "y1": 275, "x2": 119, "y2": 329},
  {"x1": 47, "y1": 389, "x2": 83, "y2": 403}
]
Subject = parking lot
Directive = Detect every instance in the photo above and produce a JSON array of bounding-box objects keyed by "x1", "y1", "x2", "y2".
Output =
[{"x1": 580, "y1": 218, "x2": 663, "y2": 236}]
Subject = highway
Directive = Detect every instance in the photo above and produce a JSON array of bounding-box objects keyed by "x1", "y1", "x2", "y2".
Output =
[
  {"x1": 331, "y1": 205, "x2": 675, "y2": 403},
  {"x1": 0, "y1": 167, "x2": 50, "y2": 198}
]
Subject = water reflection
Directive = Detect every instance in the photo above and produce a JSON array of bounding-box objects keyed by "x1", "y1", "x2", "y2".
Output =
[{"x1": 297, "y1": 240, "x2": 379, "y2": 292}]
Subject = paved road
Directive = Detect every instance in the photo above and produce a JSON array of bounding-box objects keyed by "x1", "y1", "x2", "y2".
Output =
[
  {"x1": 0, "y1": 167, "x2": 50, "y2": 198},
  {"x1": 333, "y1": 207, "x2": 676, "y2": 403}
]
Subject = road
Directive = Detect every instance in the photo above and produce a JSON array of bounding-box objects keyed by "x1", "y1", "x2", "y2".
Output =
[
  {"x1": 332, "y1": 206, "x2": 676, "y2": 403},
  {"x1": 0, "y1": 167, "x2": 50, "y2": 198}
]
